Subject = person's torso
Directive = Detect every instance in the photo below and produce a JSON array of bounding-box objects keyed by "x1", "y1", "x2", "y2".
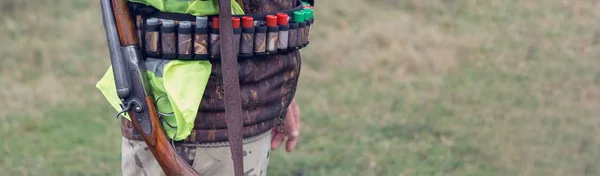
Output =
[
  {"x1": 122, "y1": 0, "x2": 302, "y2": 143},
  {"x1": 195, "y1": 0, "x2": 301, "y2": 142}
]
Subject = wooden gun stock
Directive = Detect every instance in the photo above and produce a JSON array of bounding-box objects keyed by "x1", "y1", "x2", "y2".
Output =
[
  {"x1": 109, "y1": 0, "x2": 200, "y2": 175},
  {"x1": 111, "y1": 0, "x2": 138, "y2": 46}
]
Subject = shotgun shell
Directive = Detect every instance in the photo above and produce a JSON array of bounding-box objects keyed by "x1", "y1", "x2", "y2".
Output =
[
  {"x1": 161, "y1": 20, "x2": 177, "y2": 59},
  {"x1": 277, "y1": 13, "x2": 290, "y2": 52},
  {"x1": 144, "y1": 18, "x2": 161, "y2": 57},
  {"x1": 254, "y1": 25, "x2": 267, "y2": 56},
  {"x1": 136, "y1": 15, "x2": 143, "y2": 47},
  {"x1": 266, "y1": 15, "x2": 279, "y2": 54},
  {"x1": 232, "y1": 17, "x2": 242, "y2": 55},
  {"x1": 210, "y1": 17, "x2": 220, "y2": 59},
  {"x1": 303, "y1": 9, "x2": 314, "y2": 46},
  {"x1": 288, "y1": 23, "x2": 298, "y2": 50},
  {"x1": 294, "y1": 11, "x2": 305, "y2": 49},
  {"x1": 177, "y1": 21, "x2": 193, "y2": 59},
  {"x1": 239, "y1": 16, "x2": 255, "y2": 57},
  {"x1": 194, "y1": 16, "x2": 209, "y2": 59},
  {"x1": 302, "y1": 2, "x2": 312, "y2": 9}
]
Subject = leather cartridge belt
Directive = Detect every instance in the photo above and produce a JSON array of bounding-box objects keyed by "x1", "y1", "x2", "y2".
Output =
[{"x1": 130, "y1": 0, "x2": 314, "y2": 61}]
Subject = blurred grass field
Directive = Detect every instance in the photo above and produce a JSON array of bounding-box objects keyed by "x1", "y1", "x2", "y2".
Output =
[{"x1": 2, "y1": 0, "x2": 600, "y2": 175}]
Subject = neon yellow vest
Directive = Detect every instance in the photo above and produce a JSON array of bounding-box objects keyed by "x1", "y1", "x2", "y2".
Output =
[
  {"x1": 128, "y1": 0, "x2": 244, "y2": 16},
  {"x1": 96, "y1": 1, "x2": 244, "y2": 141}
]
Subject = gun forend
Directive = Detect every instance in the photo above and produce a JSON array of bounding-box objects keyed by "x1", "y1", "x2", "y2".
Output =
[{"x1": 100, "y1": 0, "x2": 132, "y2": 99}]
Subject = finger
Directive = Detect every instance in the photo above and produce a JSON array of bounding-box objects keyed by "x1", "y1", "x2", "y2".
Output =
[
  {"x1": 283, "y1": 102, "x2": 300, "y2": 152},
  {"x1": 291, "y1": 101, "x2": 300, "y2": 130},
  {"x1": 286, "y1": 130, "x2": 299, "y2": 152},
  {"x1": 271, "y1": 133, "x2": 286, "y2": 150},
  {"x1": 283, "y1": 109, "x2": 298, "y2": 133},
  {"x1": 271, "y1": 126, "x2": 279, "y2": 138}
]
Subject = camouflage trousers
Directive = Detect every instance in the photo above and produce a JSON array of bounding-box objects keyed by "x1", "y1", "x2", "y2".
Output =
[{"x1": 121, "y1": 130, "x2": 272, "y2": 176}]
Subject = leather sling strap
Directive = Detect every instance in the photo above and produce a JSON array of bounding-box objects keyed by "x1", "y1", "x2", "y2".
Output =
[{"x1": 217, "y1": 0, "x2": 245, "y2": 176}]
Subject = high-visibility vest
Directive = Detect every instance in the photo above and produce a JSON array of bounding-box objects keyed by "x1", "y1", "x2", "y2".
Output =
[{"x1": 128, "y1": 0, "x2": 245, "y2": 16}]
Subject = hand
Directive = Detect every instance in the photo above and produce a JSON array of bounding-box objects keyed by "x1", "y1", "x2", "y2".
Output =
[{"x1": 271, "y1": 98, "x2": 301, "y2": 152}]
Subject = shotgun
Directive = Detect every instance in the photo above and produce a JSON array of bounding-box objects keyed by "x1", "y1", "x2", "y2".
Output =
[{"x1": 100, "y1": 0, "x2": 200, "y2": 175}]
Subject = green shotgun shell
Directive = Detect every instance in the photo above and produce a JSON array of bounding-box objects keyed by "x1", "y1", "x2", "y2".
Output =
[
  {"x1": 303, "y1": 9, "x2": 313, "y2": 20},
  {"x1": 293, "y1": 11, "x2": 305, "y2": 23}
]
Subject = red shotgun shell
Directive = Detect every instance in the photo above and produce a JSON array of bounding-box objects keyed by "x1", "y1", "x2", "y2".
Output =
[
  {"x1": 242, "y1": 16, "x2": 254, "y2": 28},
  {"x1": 232, "y1": 17, "x2": 241, "y2": 28},
  {"x1": 266, "y1": 15, "x2": 278, "y2": 27},
  {"x1": 211, "y1": 16, "x2": 219, "y2": 28},
  {"x1": 277, "y1": 13, "x2": 289, "y2": 25}
]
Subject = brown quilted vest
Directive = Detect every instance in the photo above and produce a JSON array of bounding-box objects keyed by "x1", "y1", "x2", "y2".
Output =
[{"x1": 121, "y1": 0, "x2": 301, "y2": 143}]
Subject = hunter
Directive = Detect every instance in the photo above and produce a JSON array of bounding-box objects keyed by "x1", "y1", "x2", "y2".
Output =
[{"x1": 96, "y1": 0, "x2": 314, "y2": 175}]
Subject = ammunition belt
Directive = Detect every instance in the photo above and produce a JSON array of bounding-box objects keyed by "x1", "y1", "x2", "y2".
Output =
[{"x1": 129, "y1": 0, "x2": 314, "y2": 61}]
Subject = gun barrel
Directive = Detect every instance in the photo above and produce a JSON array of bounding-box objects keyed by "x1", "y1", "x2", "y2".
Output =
[{"x1": 100, "y1": 0, "x2": 132, "y2": 99}]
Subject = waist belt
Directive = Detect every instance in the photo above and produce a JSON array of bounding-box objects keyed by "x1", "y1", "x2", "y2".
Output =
[
  {"x1": 129, "y1": 0, "x2": 315, "y2": 61},
  {"x1": 121, "y1": 117, "x2": 279, "y2": 143}
]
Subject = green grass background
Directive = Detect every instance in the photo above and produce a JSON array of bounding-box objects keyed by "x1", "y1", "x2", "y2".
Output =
[{"x1": 1, "y1": 0, "x2": 600, "y2": 175}]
